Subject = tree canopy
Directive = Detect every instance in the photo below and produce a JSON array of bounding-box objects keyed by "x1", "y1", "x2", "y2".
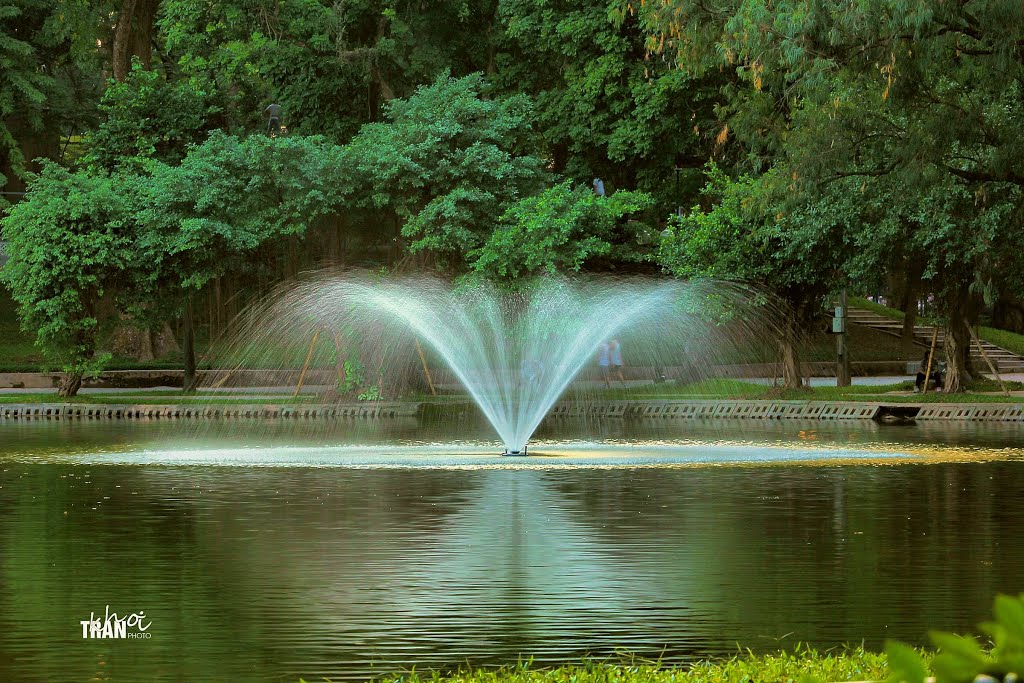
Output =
[{"x1": 4, "y1": 0, "x2": 1024, "y2": 392}]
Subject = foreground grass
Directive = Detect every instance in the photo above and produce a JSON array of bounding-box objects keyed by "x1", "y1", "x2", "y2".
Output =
[{"x1": 339, "y1": 647, "x2": 895, "y2": 683}]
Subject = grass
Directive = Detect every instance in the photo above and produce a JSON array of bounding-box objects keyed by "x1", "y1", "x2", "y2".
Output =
[
  {"x1": 583, "y1": 378, "x2": 1024, "y2": 403},
  {"x1": 849, "y1": 295, "x2": 1024, "y2": 357},
  {"x1": 978, "y1": 325, "x2": 1024, "y2": 357},
  {"x1": 849, "y1": 296, "x2": 904, "y2": 321},
  {"x1": 0, "y1": 392, "x2": 319, "y2": 405},
  {"x1": 331, "y1": 646, "x2": 896, "y2": 683},
  {"x1": 5, "y1": 376, "x2": 1024, "y2": 405}
]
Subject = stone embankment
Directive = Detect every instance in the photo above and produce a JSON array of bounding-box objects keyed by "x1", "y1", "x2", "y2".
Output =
[{"x1": 2, "y1": 399, "x2": 1024, "y2": 422}]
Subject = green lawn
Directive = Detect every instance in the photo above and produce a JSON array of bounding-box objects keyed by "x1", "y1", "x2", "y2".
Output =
[
  {"x1": 850, "y1": 295, "x2": 1024, "y2": 357},
  {"x1": 5, "y1": 376, "x2": 1024, "y2": 405},
  {"x1": 0, "y1": 391, "x2": 316, "y2": 405},
  {"x1": 849, "y1": 296, "x2": 905, "y2": 320},
  {"x1": 583, "y1": 378, "x2": 1024, "y2": 403}
]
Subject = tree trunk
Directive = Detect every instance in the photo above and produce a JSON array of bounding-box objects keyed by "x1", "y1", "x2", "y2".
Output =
[
  {"x1": 898, "y1": 260, "x2": 924, "y2": 353},
  {"x1": 112, "y1": 0, "x2": 158, "y2": 80},
  {"x1": 943, "y1": 292, "x2": 974, "y2": 393},
  {"x1": 183, "y1": 297, "x2": 197, "y2": 393},
  {"x1": 57, "y1": 372, "x2": 83, "y2": 398},
  {"x1": 780, "y1": 312, "x2": 803, "y2": 390}
]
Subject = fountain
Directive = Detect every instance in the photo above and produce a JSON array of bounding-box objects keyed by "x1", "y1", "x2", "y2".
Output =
[{"x1": 213, "y1": 273, "x2": 768, "y2": 454}]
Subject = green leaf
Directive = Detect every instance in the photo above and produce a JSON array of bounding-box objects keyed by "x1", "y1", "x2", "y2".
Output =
[
  {"x1": 929, "y1": 631, "x2": 988, "y2": 664},
  {"x1": 885, "y1": 641, "x2": 929, "y2": 683},
  {"x1": 994, "y1": 595, "x2": 1024, "y2": 642}
]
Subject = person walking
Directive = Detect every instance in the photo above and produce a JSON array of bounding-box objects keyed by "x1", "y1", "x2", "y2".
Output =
[
  {"x1": 598, "y1": 341, "x2": 611, "y2": 388},
  {"x1": 609, "y1": 338, "x2": 626, "y2": 386}
]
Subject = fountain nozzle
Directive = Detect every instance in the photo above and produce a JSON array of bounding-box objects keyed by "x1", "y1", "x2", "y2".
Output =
[{"x1": 502, "y1": 446, "x2": 528, "y2": 456}]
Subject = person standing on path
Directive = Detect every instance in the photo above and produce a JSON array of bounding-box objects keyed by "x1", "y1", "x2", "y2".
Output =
[
  {"x1": 265, "y1": 103, "x2": 282, "y2": 135},
  {"x1": 610, "y1": 338, "x2": 626, "y2": 386},
  {"x1": 598, "y1": 341, "x2": 611, "y2": 388}
]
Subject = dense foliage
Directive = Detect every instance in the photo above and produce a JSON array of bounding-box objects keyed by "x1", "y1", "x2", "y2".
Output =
[{"x1": 3, "y1": 0, "x2": 1024, "y2": 391}]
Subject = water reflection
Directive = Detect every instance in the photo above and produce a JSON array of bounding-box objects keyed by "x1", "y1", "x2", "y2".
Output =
[{"x1": 0, "y1": 421, "x2": 1022, "y2": 681}]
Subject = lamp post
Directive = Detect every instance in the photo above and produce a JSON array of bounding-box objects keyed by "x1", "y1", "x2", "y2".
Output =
[{"x1": 836, "y1": 288, "x2": 851, "y2": 387}]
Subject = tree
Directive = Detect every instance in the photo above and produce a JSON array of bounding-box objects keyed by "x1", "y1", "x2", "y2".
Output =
[
  {"x1": 631, "y1": 0, "x2": 1024, "y2": 390},
  {"x1": 497, "y1": 0, "x2": 728, "y2": 213},
  {"x1": 112, "y1": 0, "x2": 159, "y2": 80},
  {"x1": 471, "y1": 181, "x2": 654, "y2": 279},
  {"x1": 0, "y1": 163, "x2": 139, "y2": 395},
  {"x1": 0, "y1": 0, "x2": 104, "y2": 199},
  {"x1": 83, "y1": 60, "x2": 224, "y2": 170},
  {"x1": 159, "y1": 0, "x2": 500, "y2": 139},
  {"x1": 345, "y1": 72, "x2": 547, "y2": 271},
  {"x1": 132, "y1": 132, "x2": 346, "y2": 389},
  {"x1": 658, "y1": 164, "x2": 851, "y2": 388}
]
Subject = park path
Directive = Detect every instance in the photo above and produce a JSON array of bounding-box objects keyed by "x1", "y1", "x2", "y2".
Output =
[{"x1": 846, "y1": 306, "x2": 1024, "y2": 372}]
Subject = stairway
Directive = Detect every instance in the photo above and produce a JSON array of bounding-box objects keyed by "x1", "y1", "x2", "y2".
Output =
[{"x1": 845, "y1": 307, "x2": 1024, "y2": 372}]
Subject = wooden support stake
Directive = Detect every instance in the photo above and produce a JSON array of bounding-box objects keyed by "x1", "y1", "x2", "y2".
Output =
[
  {"x1": 969, "y1": 326, "x2": 1009, "y2": 396},
  {"x1": 332, "y1": 331, "x2": 347, "y2": 389},
  {"x1": 415, "y1": 338, "x2": 437, "y2": 396},
  {"x1": 922, "y1": 329, "x2": 938, "y2": 394},
  {"x1": 293, "y1": 329, "x2": 320, "y2": 398},
  {"x1": 211, "y1": 363, "x2": 241, "y2": 389}
]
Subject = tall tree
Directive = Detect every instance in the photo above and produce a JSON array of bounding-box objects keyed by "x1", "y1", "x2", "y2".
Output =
[
  {"x1": 112, "y1": 0, "x2": 159, "y2": 80},
  {"x1": 0, "y1": 163, "x2": 139, "y2": 395},
  {"x1": 658, "y1": 164, "x2": 852, "y2": 388},
  {"x1": 631, "y1": 0, "x2": 1024, "y2": 389},
  {"x1": 497, "y1": 0, "x2": 728, "y2": 211},
  {"x1": 345, "y1": 72, "x2": 547, "y2": 271},
  {"x1": 0, "y1": 0, "x2": 104, "y2": 198}
]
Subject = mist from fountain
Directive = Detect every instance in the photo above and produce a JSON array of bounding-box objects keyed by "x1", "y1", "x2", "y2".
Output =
[{"x1": 213, "y1": 273, "x2": 768, "y2": 453}]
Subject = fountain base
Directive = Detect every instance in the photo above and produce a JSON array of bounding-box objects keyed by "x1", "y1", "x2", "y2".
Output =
[{"x1": 502, "y1": 446, "x2": 528, "y2": 456}]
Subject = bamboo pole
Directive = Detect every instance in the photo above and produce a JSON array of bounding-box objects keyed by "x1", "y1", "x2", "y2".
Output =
[
  {"x1": 415, "y1": 338, "x2": 437, "y2": 396},
  {"x1": 969, "y1": 326, "x2": 1010, "y2": 396},
  {"x1": 922, "y1": 328, "x2": 938, "y2": 394},
  {"x1": 293, "y1": 329, "x2": 320, "y2": 398},
  {"x1": 332, "y1": 331, "x2": 347, "y2": 390}
]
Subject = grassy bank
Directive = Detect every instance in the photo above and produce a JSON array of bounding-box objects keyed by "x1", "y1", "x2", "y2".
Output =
[
  {"x1": 583, "y1": 378, "x2": 1024, "y2": 403},
  {"x1": 5, "y1": 377, "x2": 1024, "y2": 405},
  {"x1": 336, "y1": 647, "x2": 894, "y2": 683},
  {"x1": 0, "y1": 391, "x2": 315, "y2": 405},
  {"x1": 850, "y1": 296, "x2": 1024, "y2": 357}
]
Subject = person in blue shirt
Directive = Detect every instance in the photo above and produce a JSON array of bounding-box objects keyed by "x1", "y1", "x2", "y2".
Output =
[
  {"x1": 597, "y1": 342, "x2": 611, "y2": 387},
  {"x1": 609, "y1": 338, "x2": 625, "y2": 386},
  {"x1": 592, "y1": 177, "x2": 605, "y2": 197}
]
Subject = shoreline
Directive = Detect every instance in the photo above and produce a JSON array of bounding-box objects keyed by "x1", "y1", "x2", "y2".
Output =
[{"x1": 1, "y1": 398, "x2": 1022, "y2": 422}]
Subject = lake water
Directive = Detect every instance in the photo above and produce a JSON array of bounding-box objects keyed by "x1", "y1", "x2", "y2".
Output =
[{"x1": 0, "y1": 418, "x2": 1022, "y2": 682}]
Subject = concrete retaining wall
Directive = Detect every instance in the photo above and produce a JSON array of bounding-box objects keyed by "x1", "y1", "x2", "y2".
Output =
[
  {"x1": 913, "y1": 404, "x2": 1024, "y2": 421},
  {"x1": 2, "y1": 399, "x2": 1023, "y2": 422},
  {"x1": 0, "y1": 402, "x2": 419, "y2": 420},
  {"x1": 548, "y1": 400, "x2": 880, "y2": 420}
]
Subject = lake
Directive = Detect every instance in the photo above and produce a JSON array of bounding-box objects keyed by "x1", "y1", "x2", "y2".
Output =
[{"x1": 0, "y1": 418, "x2": 1021, "y2": 681}]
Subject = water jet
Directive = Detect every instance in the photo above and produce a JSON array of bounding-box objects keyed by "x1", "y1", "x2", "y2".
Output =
[{"x1": 213, "y1": 272, "x2": 767, "y2": 454}]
